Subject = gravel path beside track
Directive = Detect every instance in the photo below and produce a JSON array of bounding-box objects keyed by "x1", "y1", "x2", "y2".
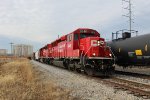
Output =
[
  {"x1": 115, "y1": 66, "x2": 150, "y2": 75},
  {"x1": 32, "y1": 60, "x2": 147, "y2": 100}
]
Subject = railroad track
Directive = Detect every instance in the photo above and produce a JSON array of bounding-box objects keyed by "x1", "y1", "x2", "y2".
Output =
[
  {"x1": 33, "y1": 61, "x2": 150, "y2": 99},
  {"x1": 111, "y1": 77, "x2": 150, "y2": 90},
  {"x1": 101, "y1": 77, "x2": 150, "y2": 99},
  {"x1": 115, "y1": 71, "x2": 150, "y2": 80},
  {"x1": 86, "y1": 75, "x2": 150, "y2": 99}
]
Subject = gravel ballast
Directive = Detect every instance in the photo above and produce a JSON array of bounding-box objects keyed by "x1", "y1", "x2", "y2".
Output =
[
  {"x1": 115, "y1": 66, "x2": 150, "y2": 75},
  {"x1": 32, "y1": 60, "x2": 147, "y2": 100}
]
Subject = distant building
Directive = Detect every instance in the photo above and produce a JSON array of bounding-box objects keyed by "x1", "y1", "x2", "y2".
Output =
[
  {"x1": 0, "y1": 49, "x2": 7, "y2": 56},
  {"x1": 13, "y1": 44, "x2": 33, "y2": 57}
]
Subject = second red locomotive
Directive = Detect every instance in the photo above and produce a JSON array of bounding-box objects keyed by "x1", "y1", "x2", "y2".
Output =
[{"x1": 35, "y1": 28, "x2": 115, "y2": 76}]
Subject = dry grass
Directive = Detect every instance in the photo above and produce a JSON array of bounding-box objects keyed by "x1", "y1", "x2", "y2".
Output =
[
  {"x1": 0, "y1": 59, "x2": 73, "y2": 100},
  {"x1": 0, "y1": 57, "x2": 20, "y2": 66}
]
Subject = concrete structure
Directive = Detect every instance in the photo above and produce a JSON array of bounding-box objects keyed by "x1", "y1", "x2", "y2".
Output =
[
  {"x1": 0, "y1": 49, "x2": 7, "y2": 56},
  {"x1": 13, "y1": 44, "x2": 33, "y2": 57}
]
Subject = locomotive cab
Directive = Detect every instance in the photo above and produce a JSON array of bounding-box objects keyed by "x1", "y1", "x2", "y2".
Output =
[
  {"x1": 74, "y1": 29, "x2": 115, "y2": 76},
  {"x1": 78, "y1": 30, "x2": 112, "y2": 58}
]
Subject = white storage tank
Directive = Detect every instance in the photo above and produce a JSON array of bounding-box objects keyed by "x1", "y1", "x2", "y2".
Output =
[{"x1": 0, "y1": 49, "x2": 7, "y2": 56}]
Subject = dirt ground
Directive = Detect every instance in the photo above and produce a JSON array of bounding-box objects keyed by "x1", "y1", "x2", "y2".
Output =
[{"x1": 0, "y1": 59, "x2": 74, "y2": 100}]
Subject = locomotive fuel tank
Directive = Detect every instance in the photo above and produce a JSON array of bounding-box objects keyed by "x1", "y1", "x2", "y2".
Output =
[{"x1": 108, "y1": 33, "x2": 150, "y2": 67}]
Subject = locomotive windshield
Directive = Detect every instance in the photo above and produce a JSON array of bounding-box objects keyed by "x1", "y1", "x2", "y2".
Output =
[{"x1": 80, "y1": 33, "x2": 95, "y2": 39}]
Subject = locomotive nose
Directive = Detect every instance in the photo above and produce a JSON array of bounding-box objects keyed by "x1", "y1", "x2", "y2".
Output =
[
  {"x1": 89, "y1": 38, "x2": 105, "y2": 57},
  {"x1": 91, "y1": 40, "x2": 104, "y2": 47}
]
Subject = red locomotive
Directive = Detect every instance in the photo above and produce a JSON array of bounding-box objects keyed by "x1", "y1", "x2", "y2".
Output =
[{"x1": 35, "y1": 28, "x2": 115, "y2": 76}]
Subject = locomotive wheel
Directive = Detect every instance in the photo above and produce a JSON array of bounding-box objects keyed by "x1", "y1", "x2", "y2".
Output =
[
  {"x1": 68, "y1": 65, "x2": 71, "y2": 70},
  {"x1": 76, "y1": 68, "x2": 81, "y2": 73},
  {"x1": 84, "y1": 66, "x2": 95, "y2": 76},
  {"x1": 68, "y1": 64, "x2": 75, "y2": 71},
  {"x1": 72, "y1": 67, "x2": 75, "y2": 71}
]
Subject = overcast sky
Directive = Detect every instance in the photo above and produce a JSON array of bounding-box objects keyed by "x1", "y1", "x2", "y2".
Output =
[{"x1": 0, "y1": 0, "x2": 150, "y2": 53}]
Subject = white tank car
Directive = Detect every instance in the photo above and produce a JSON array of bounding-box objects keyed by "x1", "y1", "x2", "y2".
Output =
[{"x1": 35, "y1": 50, "x2": 39, "y2": 61}]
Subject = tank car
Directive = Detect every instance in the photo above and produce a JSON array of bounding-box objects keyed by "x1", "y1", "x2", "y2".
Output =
[
  {"x1": 108, "y1": 32, "x2": 150, "y2": 67},
  {"x1": 35, "y1": 50, "x2": 39, "y2": 61},
  {"x1": 37, "y1": 28, "x2": 115, "y2": 76}
]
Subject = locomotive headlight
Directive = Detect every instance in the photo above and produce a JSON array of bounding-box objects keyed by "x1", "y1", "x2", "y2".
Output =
[
  {"x1": 97, "y1": 41, "x2": 100, "y2": 46},
  {"x1": 93, "y1": 53, "x2": 96, "y2": 56},
  {"x1": 109, "y1": 54, "x2": 112, "y2": 57}
]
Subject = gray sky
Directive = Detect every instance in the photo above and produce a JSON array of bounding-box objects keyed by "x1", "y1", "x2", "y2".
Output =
[{"x1": 0, "y1": 0, "x2": 150, "y2": 52}]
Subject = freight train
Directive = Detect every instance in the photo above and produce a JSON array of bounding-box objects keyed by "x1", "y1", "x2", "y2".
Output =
[
  {"x1": 34, "y1": 28, "x2": 115, "y2": 76},
  {"x1": 108, "y1": 32, "x2": 150, "y2": 67}
]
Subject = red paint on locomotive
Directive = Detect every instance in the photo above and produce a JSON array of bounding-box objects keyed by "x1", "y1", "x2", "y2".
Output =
[{"x1": 37, "y1": 28, "x2": 114, "y2": 76}]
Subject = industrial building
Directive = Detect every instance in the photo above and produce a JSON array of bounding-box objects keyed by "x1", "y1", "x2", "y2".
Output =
[
  {"x1": 13, "y1": 44, "x2": 33, "y2": 57},
  {"x1": 0, "y1": 49, "x2": 7, "y2": 56}
]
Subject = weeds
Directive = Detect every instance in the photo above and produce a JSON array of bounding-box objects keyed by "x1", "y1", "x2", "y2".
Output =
[{"x1": 0, "y1": 59, "x2": 72, "y2": 100}]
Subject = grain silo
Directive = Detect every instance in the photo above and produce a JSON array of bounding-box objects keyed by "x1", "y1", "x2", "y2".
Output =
[{"x1": 13, "y1": 44, "x2": 33, "y2": 57}]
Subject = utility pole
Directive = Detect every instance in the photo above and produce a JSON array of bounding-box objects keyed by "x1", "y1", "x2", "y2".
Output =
[
  {"x1": 122, "y1": 0, "x2": 133, "y2": 33},
  {"x1": 129, "y1": 0, "x2": 132, "y2": 33},
  {"x1": 112, "y1": 0, "x2": 138, "y2": 39},
  {"x1": 10, "y1": 42, "x2": 14, "y2": 55}
]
